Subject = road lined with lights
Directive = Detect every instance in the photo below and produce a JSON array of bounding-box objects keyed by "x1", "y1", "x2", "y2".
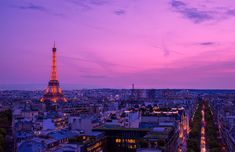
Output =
[{"x1": 201, "y1": 104, "x2": 206, "y2": 152}]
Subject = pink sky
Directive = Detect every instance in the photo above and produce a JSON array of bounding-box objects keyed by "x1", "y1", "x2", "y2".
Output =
[{"x1": 1, "y1": 0, "x2": 235, "y2": 89}]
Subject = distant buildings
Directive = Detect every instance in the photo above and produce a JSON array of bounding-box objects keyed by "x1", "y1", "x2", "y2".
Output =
[{"x1": 3, "y1": 87, "x2": 234, "y2": 152}]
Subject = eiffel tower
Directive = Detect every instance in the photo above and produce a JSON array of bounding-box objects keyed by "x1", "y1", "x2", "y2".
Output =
[{"x1": 40, "y1": 42, "x2": 67, "y2": 103}]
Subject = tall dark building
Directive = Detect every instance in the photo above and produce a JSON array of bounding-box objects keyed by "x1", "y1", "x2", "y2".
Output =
[
  {"x1": 147, "y1": 89, "x2": 156, "y2": 101},
  {"x1": 40, "y1": 42, "x2": 67, "y2": 103}
]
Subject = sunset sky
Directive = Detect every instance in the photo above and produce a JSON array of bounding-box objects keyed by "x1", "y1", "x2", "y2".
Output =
[{"x1": 1, "y1": 0, "x2": 235, "y2": 89}]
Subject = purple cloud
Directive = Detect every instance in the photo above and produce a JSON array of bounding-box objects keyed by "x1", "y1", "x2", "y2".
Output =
[
  {"x1": 14, "y1": 3, "x2": 47, "y2": 11},
  {"x1": 171, "y1": 0, "x2": 214, "y2": 23},
  {"x1": 114, "y1": 9, "x2": 126, "y2": 16}
]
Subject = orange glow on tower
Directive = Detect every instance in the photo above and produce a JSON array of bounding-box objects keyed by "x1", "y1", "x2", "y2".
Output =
[
  {"x1": 40, "y1": 42, "x2": 67, "y2": 103},
  {"x1": 51, "y1": 42, "x2": 57, "y2": 81}
]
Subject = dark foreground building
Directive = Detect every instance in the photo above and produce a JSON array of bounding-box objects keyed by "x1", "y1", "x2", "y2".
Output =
[{"x1": 93, "y1": 126, "x2": 150, "y2": 152}]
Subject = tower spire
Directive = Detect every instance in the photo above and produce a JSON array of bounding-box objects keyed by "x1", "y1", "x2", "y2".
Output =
[
  {"x1": 51, "y1": 43, "x2": 57, "y2": 80},
  {"x1": 53, "y1": 41, "x2": 56, "y2": 48}
]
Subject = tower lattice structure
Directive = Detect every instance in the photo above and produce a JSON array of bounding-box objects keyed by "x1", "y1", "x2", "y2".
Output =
[{"x1": 40, "y1": 42, "x2": 67, "y2": 102}]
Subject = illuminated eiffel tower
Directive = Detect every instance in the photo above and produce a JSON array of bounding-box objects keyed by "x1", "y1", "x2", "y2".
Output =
[{"x1": 40, "y1": 42, "x2": 67, "y2": 103}]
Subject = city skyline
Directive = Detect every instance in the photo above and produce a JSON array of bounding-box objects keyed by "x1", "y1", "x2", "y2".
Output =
[{"x1": 1, "y1": 0, "x2": 235, "y2": 89}]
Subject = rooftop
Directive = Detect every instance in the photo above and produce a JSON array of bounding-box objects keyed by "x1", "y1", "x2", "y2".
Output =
[
  {"x1": 94, "y1": 124, "x2": 150, "y2": 132},
  {"x1": 144, "y1": 126, "x2": 175, "y2": 140},
  {"x1": 18, "y1": 140, "x2": 44, "y2": 152},
  {"x1": 48, "y1": 130, "x2": 79, "y2": 140}
]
